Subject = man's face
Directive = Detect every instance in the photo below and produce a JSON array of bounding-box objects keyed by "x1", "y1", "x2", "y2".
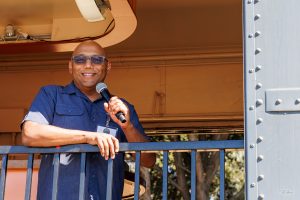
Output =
[{"x1": 69, "y1": 43, "x2": 110, "y2": 92}]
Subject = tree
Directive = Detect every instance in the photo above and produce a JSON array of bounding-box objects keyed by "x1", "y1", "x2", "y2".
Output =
[{"x1": 142, "y1": 133, "x2": 244, "y2": 200}]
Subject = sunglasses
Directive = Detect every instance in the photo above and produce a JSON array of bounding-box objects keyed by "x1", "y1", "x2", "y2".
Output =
[{"x1": 72, "y1": 55, "x2": 108, "y2": 65}]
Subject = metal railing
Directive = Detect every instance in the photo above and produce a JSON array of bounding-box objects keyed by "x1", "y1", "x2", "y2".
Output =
[{"x1": 0, "y1": 140, "x2": 244, "y2": 200}]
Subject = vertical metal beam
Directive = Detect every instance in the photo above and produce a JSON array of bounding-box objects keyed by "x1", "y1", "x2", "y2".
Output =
[
  {"x1": 243, "y1": 0, "x2": 258, "y2": 199},
  {"x1": 79, "y1": 153, "x2": 86, "y2": 200},
  {"x1": 219, "y1": 150, "x2": 225, "y2": 200},
  {"x1": 0, "y1": 155, "x2": 8, "y2": 200},
  {"x1": 162, "y1": 151, "x2": 168, "y2": 200},
  {"x1": 106, "y1": 159, "x2": 114, "y2": 200},
  {"x1": 134, "y1": 151, "x2": 141, "y2": 200},
  {"x1": 190, "y1": 150, "x2": 196, "y2": 200},
  {"x1": 52, "y1": 153, "x2": 60, "y2": 200},
  {"x1": 25, "y1": 154, "x2": 34, "y2": 200}
]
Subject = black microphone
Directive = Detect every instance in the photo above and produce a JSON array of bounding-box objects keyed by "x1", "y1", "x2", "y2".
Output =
[{"x1": 96, "y1": 82, "x2": 127, "y2": 123}]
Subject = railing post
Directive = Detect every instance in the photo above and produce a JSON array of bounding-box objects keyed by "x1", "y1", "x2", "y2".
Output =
[
  {"x1": 25, "y1": 154, "x2": 34, "y2": 200},
  {"x1": 219, "y1": 149, "x2": 225, "y2": 200},
  {"x1": 79, "y1": 152, "x2": 86, "y2": 200},
  {"x1": 191, "y1": 150, "x2": 196, "y2": 200},
  {"x1": 162, "y1": 151, "x2": 168, "y2": 200},
  {"x1": 52, "y1": 153, "x2": 60, "y2": 200},
  {"x1": 105, "y1": 159, "x2": 114, "y2": 200},
  {"x1": 0, "y1": 155, "x2": 8, "y2": 200},
  {"x1": 134, "y1": 151, "x2": 141, "y2": 200}
]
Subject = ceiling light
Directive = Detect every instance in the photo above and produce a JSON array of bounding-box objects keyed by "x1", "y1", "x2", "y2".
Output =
[
  {"x1": 75, "y1": 0, "x2": 108, "y2": 22},
  {"x1": 5, "y1": 24, "x2": 15, "y2": 37}
]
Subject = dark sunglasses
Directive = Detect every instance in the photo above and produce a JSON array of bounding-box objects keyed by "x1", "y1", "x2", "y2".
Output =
[{"x1": 72, "y1": 55, "x2": 108, "y2": 65}]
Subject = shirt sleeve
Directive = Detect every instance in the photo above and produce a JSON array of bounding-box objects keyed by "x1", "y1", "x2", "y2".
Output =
[{"x1": 22, "y1": 86, "x2": 57, "y2": 126}]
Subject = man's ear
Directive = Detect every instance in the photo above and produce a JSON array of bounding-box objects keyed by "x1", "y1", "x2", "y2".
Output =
[
  {"x1": 68, "y1": 61, "x2": 73, "y2": 74},
  {"x1": 106, "y1": 61, "x2": 112, "y2": 73}
]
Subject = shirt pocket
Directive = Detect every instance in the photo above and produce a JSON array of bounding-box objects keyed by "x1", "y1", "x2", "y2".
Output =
[{"x1": 53, "y1": 104, "x2": 84, "y2": 129}]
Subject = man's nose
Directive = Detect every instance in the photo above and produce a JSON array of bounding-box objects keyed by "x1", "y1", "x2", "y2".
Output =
[{"x1": 84, "y1": 59, "x2": 92, "y2": 68}]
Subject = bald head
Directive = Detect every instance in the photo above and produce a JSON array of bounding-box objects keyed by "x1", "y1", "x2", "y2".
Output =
[{"x1": 72, "y1": 40, "x2": 106, "y2": 57}]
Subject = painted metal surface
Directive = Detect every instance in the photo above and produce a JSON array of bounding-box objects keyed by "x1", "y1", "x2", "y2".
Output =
[
  {"x1": 265, "y1": 88, "x2": 300, "y2": 112},
  {"x1": 244, "y1": 0, "x2": 300, "y2": 199}
]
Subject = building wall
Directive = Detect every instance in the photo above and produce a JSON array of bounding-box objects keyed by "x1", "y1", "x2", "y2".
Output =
[{"x1": 0, "y1": 46, "x2": 243, "y2": 135}]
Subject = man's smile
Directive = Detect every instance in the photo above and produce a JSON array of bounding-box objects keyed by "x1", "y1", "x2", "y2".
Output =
[{"x1": 82, "y1": 73, "x2": 96, "y2": 77}]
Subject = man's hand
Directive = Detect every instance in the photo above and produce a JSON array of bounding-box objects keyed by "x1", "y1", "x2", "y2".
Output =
[
  {"x1": 86, "y1": 132, "x2": 119, "y2": 160},
  {"x1": 104, "y1": 96, "x2": 130, "y2": 128}
]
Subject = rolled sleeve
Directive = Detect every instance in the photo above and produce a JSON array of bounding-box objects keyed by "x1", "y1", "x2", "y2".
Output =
[{"x1": 22, "y1": 86, "x2": 57, "y2": 126}]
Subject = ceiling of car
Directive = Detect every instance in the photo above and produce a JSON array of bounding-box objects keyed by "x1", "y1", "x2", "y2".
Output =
[{"x1": 0, "y1": 0, "x2": 242, "y2": 54}]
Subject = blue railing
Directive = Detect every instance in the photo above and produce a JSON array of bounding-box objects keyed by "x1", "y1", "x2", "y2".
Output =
[{"x1": 0, "y1": 140, "x2": 244, "y2": 200}]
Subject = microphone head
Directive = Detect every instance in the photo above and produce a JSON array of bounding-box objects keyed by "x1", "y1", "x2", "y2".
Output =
[{"x1": 96, "y1": 82, "x2": 107, "y2": 93}]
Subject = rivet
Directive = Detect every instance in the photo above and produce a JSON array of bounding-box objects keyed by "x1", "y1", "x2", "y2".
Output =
[
  {"x1": 257, "y1": 155, "x2": 264, "y2": 161},
  {"x1": 255, "y1": 48, "x2": 262, "y2": 54},
  {"x1": 249, "y1": 106, "x2": 255, "y2": 110},
  {"x1": 255, "y1": 31, "x2": 261, "y2": 37},
  {"x1": 250, "y1": 183, "x2": 256, "y2": 188},
  {"x1": 256, "y1": 119, "x2": 263, "y2": 124},
  {"x1": 256, "y1": 83, "x2": 262, "y2": 89},
  {"x1": 249, "y1": 69, "x2": 255, "y2": 73},
  {"x1": 248, "y1": 33, "x2": 254, "y2": 38},
  {"x1": 255, "y1": 65, "x2": 262, "y2": 71},
  {"x1": 258, "y1": 194, "x2": 265, "y2": 199},
  {"x1": 295, "y1": 99, "x2": 300, "y2": 104},
  {"x1": 258, "y1": 174, "x2": 264, "y2": 181},
  {"x1": 257, "y1": 136, "x2": 264, "y2": 142},
  {"x1": 255, "y1": 14, "x2": 261, "y2": 20},
  {"x1": 250, "y1": 144, "x2": 255, "y2": 148},
  {"x1": 275, "y1": 99, "x2": 282, "y2": 105},
  {"x1": 256, "y1": 99, "x2": 263, "y2": 106},
  {"x1": 257, "y1": 118, "x2": 263, "y2": 124}
]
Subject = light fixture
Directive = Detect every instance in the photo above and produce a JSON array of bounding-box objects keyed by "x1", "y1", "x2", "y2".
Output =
[
  {"x1": 5, "y1": 24, "x2": 15, "y2": 37},
  {"x1": 75, "y1": 0, "x2": 110, "y2": 22}
]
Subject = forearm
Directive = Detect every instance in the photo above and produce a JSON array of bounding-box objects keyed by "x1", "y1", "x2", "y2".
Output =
[
  {"x1": 22, "y1": 121, "x2": 88, "y2": 147},
  {"x1": 122, "y1": 123, "x2": 156, "y2": 168},
  {"x1": 122, "y1": 123, "x2": 148, "y2": 142}
]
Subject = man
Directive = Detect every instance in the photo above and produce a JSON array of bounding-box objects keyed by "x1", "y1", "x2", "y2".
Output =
[{"x1": 21, "y1": 40, "x2": 156, "y2": 200}]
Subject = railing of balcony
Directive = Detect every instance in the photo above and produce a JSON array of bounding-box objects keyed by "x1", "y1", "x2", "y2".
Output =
[{"x1": 0, "y1": 140, "x2": 244, "y2": 200}]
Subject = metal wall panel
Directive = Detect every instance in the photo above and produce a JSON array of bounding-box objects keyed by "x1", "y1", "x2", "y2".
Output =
[{"x1": 244, "y1": 0, "x2": 300, "y2": 199}]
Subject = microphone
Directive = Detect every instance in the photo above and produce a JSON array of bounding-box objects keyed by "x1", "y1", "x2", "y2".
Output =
[{"x1": 96, "y1": 82, "x2": 127, "y2": 123}]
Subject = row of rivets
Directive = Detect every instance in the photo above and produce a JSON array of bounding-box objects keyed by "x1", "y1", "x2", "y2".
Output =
[
  {"x1": 273, "y1": 98, "x2": 300, "y2": 105},
  {"x1": 254, "y1": 6, "x2": 264, "y2": 194},
  {"x1": 248, "y1": 2, "x2": 264, "y2": 198},
  {"x1": 247, "y1": 0, "x2": 261, "y2": 4}
]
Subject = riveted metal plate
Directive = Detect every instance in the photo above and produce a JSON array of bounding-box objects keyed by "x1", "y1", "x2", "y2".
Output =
[{"x1": 265, "y1": 88, "x2": 300, "y2": 112}]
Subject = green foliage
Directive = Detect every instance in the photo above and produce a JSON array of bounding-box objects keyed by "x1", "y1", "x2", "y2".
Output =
[
  {"x1": 148, "y1": 134, "x2": 244, "y2": 200},
  {"x1": 210, "y1": 151, "x2": 245, "y2": 200}
]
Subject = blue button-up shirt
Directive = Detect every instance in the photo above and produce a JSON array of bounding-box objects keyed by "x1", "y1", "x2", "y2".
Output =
[{"x1": 23, "y1": 82, "x2": 145, "y2": 200}]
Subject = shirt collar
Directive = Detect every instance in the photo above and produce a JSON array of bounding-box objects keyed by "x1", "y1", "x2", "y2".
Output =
[
  {"x1": 62, "y1": 81, "x2": 103, "y2": 102},
  {"x1": 62, "y1": 81, "x2": 77, "y2": 94}
]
